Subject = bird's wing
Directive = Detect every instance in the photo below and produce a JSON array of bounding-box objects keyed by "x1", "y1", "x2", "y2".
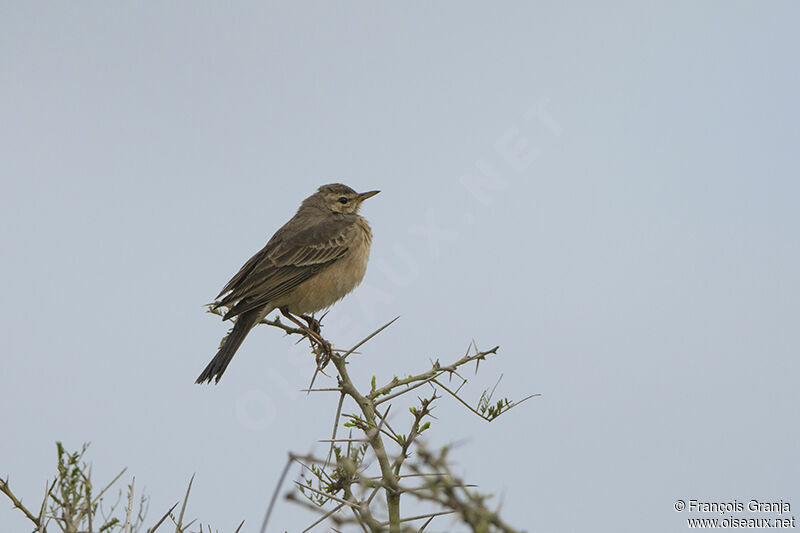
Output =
[{"x1": 215, "y1": 216, "x2": 356, "y2": 319}]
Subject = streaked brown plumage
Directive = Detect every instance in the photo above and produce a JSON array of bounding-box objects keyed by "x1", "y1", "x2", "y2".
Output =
[{"x1": 196, "y1": 184, "x2": 379, "y2": 384}]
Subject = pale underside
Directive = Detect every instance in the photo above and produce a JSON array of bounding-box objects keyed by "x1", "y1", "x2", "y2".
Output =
[{"x1": 214, "y1": 213, "x2": 373, "y2": 321}]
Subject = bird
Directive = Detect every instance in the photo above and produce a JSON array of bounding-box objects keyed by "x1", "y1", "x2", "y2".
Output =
[{"x1": 196, "y1": 183, "x2": 379, "y2": 384}]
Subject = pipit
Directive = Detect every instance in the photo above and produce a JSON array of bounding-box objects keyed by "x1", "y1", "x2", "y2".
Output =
[{"x1": 196, "y1": 183, "x2": 379, "y2": 384}]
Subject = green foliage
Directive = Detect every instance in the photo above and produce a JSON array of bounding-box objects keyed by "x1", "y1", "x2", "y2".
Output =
[
  {"x1": 298, "y1": 443, "x2": 369, "y2": 508},
  {"x1": 474, "y1": 375, "x2": 538, "y2": 422},
  {"x1": 477, "y1": 393, "x2": 514, "y2": 421},
  {"x1": 1, "y1": 443, "x2": 241, "y2": 533},
  {"x1": 0, "y1": 442, "x2": 147, "y2": 533}
]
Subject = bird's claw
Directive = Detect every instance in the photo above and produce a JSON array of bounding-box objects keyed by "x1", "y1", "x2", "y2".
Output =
[
  {"x1": 300, "y1": 313, "x2": 322, "y2": 334},
  {"x1": 313, "y1": 338, "x2": 333, "y2": 369}
]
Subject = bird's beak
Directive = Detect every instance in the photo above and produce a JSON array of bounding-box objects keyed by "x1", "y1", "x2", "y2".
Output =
[{"x1": 358, "y1": 190, "x2": 380, "y2": 201}]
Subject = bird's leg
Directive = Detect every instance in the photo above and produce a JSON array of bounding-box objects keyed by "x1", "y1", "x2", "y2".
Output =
[
  {"x1": 279, "y1": 307, "x2": 333, "y2": 367},
  {"x1": 298, "y1": 313, "x2": 322, "y2": 335}
]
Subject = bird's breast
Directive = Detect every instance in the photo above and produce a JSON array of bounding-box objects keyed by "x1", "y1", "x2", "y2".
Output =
[{"x1": 284, "y1": 218, "x2": 372, "y2": 314}]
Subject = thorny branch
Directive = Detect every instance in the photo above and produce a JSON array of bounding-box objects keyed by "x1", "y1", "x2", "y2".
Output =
[
  {"x1": 1, "y1": 443, "x2": 236, "y2": 533},
  {"x1": 255, "y1": 314, "x2": 534, "y2": 532}
]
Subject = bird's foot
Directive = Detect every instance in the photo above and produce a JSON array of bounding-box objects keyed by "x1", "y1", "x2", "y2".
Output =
[
  {"x1": 278, "y1": 307, "x2": 332, "y2": 368},
  {"x1": 313, "y1": 338, "x2": 333, "y2": 369},
  {"x1": 299, "y1": 313, "x2": 322, "y2": 334}
]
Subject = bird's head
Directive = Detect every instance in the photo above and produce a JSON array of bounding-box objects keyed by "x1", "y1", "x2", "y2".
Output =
[{"x1": 313, "y1": 183, "x2": 380, "y2": 214}]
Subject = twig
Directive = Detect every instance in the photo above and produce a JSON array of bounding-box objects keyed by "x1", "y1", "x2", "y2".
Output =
[
  {"x1": 260, "y1": 454, "x2": 293, "y2": 533},
  {"x1": 341, "y1": 316, "x2": 400, "y2": 360},
  {"x1": 174, "y1": 473, "x2": 194, "y2": 533},
  {"x1": 123, "y1": 477, "x2": 134, "y2": 533},
  {"x1": 0, "y1": 477, "x2": 42, "y2": 526},
  {"x1": 371, "y1": 346, "x2": 500, "y2": 404},
  {"x1": 377, "y1": 510, "x2": 455, "y2": 527},
  {"x1": 39, "y1": 479, "x2": 54, "y2": 533},
  {"x1": 418, "y1": 513, "x2": 436, "y2": 531},
  {"x1": 91, "y1": 468, "x2": 128, "y2": 507},
  {"x1": 292, "y1": 481, "x2": 359, "y2": 509},
  {"x1": 301, "y1": 502, "x2": 345, "y2": 533},
  {"x1": 325, "y1": 392, "x2": 347, "y2": 468},
  {"x1": 432, "y1": 379, "x2": 539, "y2": 421},
  {"x1": 147, "y1": 502, "x2": 179, "y2": 533}
]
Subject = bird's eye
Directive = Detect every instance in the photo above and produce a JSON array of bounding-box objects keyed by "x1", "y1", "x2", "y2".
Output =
[{"x1": 338, "y1": 197, "x2": 348, "y2": 204}]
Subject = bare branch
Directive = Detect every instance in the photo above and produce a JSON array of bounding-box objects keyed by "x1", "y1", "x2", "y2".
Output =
[
  {"x1": 0, "y1": 477, "x2": 41, "y2": 527},
  {"x1": 259, "y1": 454, "x2": 293, "y2": 533}
]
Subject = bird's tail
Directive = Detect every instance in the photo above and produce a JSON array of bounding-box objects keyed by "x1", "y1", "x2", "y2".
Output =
[{"x1": 196, "y1": 310, "x2": 261, "y2": 384}]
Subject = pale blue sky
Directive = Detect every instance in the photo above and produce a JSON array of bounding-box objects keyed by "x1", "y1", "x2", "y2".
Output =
[{"x1": 2, "y1": 2, "x2": 799, "y2": 532}]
